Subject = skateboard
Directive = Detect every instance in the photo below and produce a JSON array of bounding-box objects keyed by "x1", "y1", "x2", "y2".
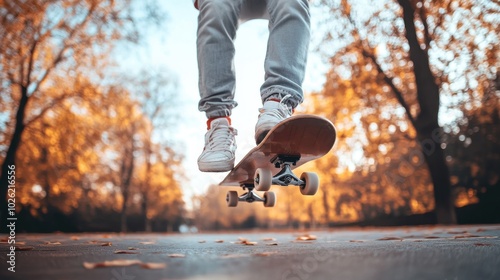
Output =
[{"x1": 219, "y1": 115, "x2": 336, "y2": 207}]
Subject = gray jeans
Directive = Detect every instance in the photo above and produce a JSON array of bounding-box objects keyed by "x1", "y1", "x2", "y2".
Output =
[{"x1": 197, "y1": 0, "x2": 310, "y2": 118}]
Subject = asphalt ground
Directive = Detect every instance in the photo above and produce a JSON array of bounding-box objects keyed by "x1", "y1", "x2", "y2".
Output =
[{"x1": 1, "y1": 224, "x2": 499, "y2": 280}]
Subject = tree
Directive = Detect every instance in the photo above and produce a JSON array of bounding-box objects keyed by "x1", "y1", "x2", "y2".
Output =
[
  {"x1": 0, "y1": 0, "x2": 155, "y2": 220},
  {"x1": 317, "y1": 0, "x2": 499, "y2": 224},
  {"x1": 125, "y1": 68, "x2": 180, "y2": 232}
]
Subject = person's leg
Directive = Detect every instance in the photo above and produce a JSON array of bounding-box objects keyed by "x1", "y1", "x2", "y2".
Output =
[
  {"x1": 254, "y1": 0, "x2": 311, "y2": 144},
  {"x1": 197, "y1": 0, "x2": 244, "y2": 172},
  {"x1": 261, "y1": 0, "x2": 310, "y2": 108},
  {"x1": 197, "y1": 0, "x2": 243, "y2": 119}
]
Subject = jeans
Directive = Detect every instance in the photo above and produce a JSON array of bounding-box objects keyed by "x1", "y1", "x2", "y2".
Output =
[{"x1": 197, "y1": 0, "x2": 310, "y2": 118}]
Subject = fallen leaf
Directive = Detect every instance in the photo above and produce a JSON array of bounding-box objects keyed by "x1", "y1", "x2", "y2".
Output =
[
  {"x1": 220, "y1": 254, "x2": 248, "y2": 259},
  {"x1": 70, "y1": 236, "x2": 80, "y2": 240},
  {"x1": 234, "y1": 239, "x2": 257, "y2": 245},
  {"x1": 454, "y1": 235, "x2": 481, "y2": 239},
  {"x1": 128, "y1": 247, "x2": 138, "y2": 250},
  {"x1": 214, "y1": 240, "x2": 224, "y2": 243},
  {"x1": 296, "y1": 234, "x2": 317, "y2": 241},
  {"x1": 266, "y1": 242, "x2": 278, "y2": 246},
  {"x1": 83, "y1": 259, "x2": 142, "y2": 269},
  {"x1": 44, "y1": 241, "x2": 62, "y2": 245},
  {"x1": 349, "y1": 240, "x2": 364, "y2": 243},
  {"x1": 114, "y1": 250, "x2": 138, "y2": 254},
  {"x1": 447, "y1": 231, "x2": 467, "y2": 234},
  {"x1": 424, "y1": 236, "x2": 441, "y2": 239},
  {"x1": 16, "y1": 246, "x2": 34, "y2": 251},
  {"x1": 140, "y1": 263, "x2": 167, "y2": 269},
  {"x1": 473, "y1": 243, "x2": 492, "y2": 246},
  {"x1": 100, "y1": 242, "x2": 112, "y2": 246},
  {"x1": 198, "y1": 240, "x2": 206, "y2": 243},
  {"x1": 476, "y1": 228, "x2": 487, "y2": 232},
  {"x1": 376, "y1": 237, "x2": 403, "y2": 241},
  {"x1": 168, "y1": 254, "x2": 185, "y2": 258},
  {"x1": 0, "y1": 237, "x2": 8, "y2": 242},
  {"x1": 139, "y1": 241, "x2": 155, "y2": 245}
]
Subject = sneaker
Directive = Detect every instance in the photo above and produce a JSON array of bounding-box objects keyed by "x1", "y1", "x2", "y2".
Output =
[
  {"x1": 255, "y1": 95, "x2": 293, "y2": 144},
  {"x1": 198, "y1": 117, "x2": 237, "y2": 172}
]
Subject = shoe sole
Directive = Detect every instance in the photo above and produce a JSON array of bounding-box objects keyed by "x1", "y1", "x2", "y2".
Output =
[{"x1": 198, "y1": 159, "x2": 235, "y2": 172}]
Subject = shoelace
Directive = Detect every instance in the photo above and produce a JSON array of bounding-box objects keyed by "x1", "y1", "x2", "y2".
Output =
[
  {"x1": 207, "y1": 124, "x2": 237, "y2": 151},
  {"x1": 259, "y1": 94, "x2": 293, "y2": 117}
]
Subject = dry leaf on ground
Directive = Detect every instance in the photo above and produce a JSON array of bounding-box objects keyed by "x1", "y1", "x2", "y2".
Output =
[
  {"x1": 377, "y1": 237, "x2": 403, "y2": 241},
  {"x1": 454, "y1": 235, "x2": 481, "y2": 239},
  {"x1": 16, "y1": 246, "x2": 34, "y2": 251},
  {"x1": 168, "y1": 254, "x2": 186, "y2": 258},
  {"x1": 234, "y1": 238, "x2": 257, "y2": 245},
  {"x1": 266, "y1": 242, "x2": 278, "y2": 246},
  {"x1": 70, "y1": 236, "x2": 80, "y2": 240},
  {"x1": 424, "y1": 236, "x2": 441, "y2": 239},
  {"x1": 44, "y1": 241, "x2": 62, "y2": 245},
  {"x1": 349, "y1": 240, "x2": 364, "y2": 243},
  {"x1": 114, "y1": 250, "x2": 138, "y2": 254},
  {"x1": 473, "y1": 243, "x2": 492, "y2": 246},
  {"x1": 214, "y1": 240, "x2": 224, "y2": 243},
  {"x1": 83, "y1": 259, "x2": 142, "y2": 269},
  {"x1": 140, "y1": 262, "x2": 167, "y2": 269},
  {"x1": 139, "y1": 241, "x2": 156, "y2": 245},
  {"x1": 128, "y1": 247, "x2": 138, "y2": 250},
  {"x1": 296, "y1": 234, "x2": 317, "y2": 241},
  {"x1": 198, "y1": 240, "x2": 206, "y2": 243},
  {"x1": 100, "y1": 242, "x2": 112, "y2": 246}
]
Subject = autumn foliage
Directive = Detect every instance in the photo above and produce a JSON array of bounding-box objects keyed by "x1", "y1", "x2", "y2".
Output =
[{"x1": 1, "y1": 0, "x2": 499, "y2": 232}]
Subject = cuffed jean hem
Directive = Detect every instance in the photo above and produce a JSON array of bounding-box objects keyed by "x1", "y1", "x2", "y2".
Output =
[
  {"x1": 261, "y1": 86, "x2": 303, "y2": 108},
  {"x1": 200, "y1": 102, "x2": 238, "y2": 118}
]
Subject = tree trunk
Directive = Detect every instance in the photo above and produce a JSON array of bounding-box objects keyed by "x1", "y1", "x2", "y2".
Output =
[
  {"x1": 141, "y1": 141, "x2": 152, "y2": 232},
  {"x1": 398, "y1": 0, "x2": 456, "y2": 224},
  {"x1": 120, "y1": 135, "x2": 135, "y2": 233},
  {"x1": 322, "y1": 189, "x2": 330, "y2": 226},
  {"x1": 0, "y1": 86, "x2": 29, "y2": 222}
]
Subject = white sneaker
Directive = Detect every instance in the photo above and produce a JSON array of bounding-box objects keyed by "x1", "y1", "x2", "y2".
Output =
[
  {"x1": 198, "y1": 118, "x2": 237, "y2": 172},
  {"x1": 255, "y1": 95, "x2": 293, "y2": 144}
]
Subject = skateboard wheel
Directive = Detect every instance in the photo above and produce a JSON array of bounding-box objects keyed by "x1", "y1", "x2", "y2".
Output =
[
  {"x1": 263, "y1": 191, "x2": 276, "y2": 207},
  {"x1": 226, "y1": 191, "x2": 239, "y2": 207},
  {"x1": 254, "y1": 168, "x2": 272, "y2": 191},
  {"x1": 300, "y1": 172, "x2": 319, "y2": 195}
]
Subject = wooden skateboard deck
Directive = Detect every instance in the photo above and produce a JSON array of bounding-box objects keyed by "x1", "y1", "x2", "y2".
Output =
[{"x1": 219, "y1": 115, "x2": 336, "y2": 187}]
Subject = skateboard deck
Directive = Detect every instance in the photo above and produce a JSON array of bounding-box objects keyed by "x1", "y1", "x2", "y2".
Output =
[{"x1": 220, "y1": 115, "x2": 336, "y2": 187}]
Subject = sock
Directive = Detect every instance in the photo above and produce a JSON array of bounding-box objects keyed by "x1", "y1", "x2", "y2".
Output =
[{"x1": 207, "y1": 116, "x2": 231, "y2": 130}]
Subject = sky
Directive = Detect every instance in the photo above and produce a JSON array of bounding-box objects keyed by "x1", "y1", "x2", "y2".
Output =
[{"x1": 137, "y1": 1, "x2": 329, "y2": 208}]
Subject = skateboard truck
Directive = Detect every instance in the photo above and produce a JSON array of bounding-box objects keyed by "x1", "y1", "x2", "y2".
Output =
[
  {"x1": 270, "y1": 155, "x2": 304, "y2": 186},
  {"x1": 226, "y1": 184, "x2": 276, "y2": 207},
  {"x1": 238, "y1": 184, "x2": 264, "y2": 203}
]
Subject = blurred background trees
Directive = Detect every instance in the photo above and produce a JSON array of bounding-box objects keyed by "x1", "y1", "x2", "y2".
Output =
[
  {"x1": 193, "y1": 0, "x2": 499, "y2": 230},
  {"x1": 1, "y1": 0, "x2": 498, "y2": 232},
  {"x1": 0, "y1": 0, "x2": 184, "y2": 232}
]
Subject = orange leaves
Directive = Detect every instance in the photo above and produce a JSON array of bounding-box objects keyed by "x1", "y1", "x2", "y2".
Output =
[{"x1": 83, "y1": 259, "x2": 166, "y2": 270}]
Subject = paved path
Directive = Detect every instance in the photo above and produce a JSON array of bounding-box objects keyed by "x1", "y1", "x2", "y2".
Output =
[{"x1": 1, "y1": 225, "x2": 499, "y2": 280}]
